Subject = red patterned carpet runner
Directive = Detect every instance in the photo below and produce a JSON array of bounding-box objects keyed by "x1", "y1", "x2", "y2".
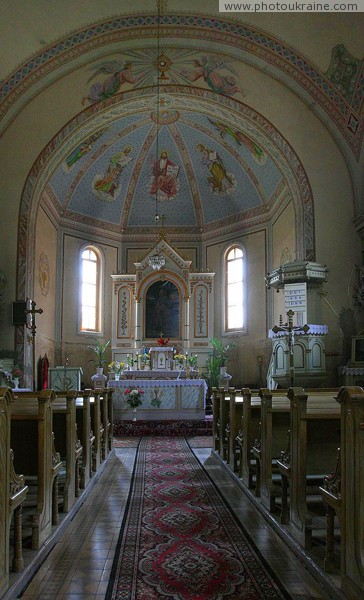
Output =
[{"x1": 106, "y1": 437, "x2": 291, "y2": 600}]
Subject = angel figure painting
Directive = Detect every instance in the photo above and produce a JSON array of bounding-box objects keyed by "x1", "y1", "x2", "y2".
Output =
[
  {"x1": 64, "y1": 129, "x2": 106, "y2": 171},
  {"x1": 82, "y1": 60, "x2": 144, "y2": 104},
  {"x1": 197, "y1": 143, "x2": 237, "y2": 195},
  {"x1": 208, "y1": 119, "x2": 267, "y2": 165},
  {"x1": 93, "y1": 146, "x2": 133, "y2": 200},
  {"x1": 180, "y1": 55, "x2": 244, "y2": 97}
]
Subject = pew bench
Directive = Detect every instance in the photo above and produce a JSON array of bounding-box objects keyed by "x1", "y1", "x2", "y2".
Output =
[
  {"x1": 76, "y1": 391, "x2": 94, "y2": 489},
  {"x1": 276, "y1": 387, "x2": 340, "y2": 550},
  {"x1": 235, "y1": 389, "x2": 261, "y2": 490},
  {"x1": 1, "y1": 388, "x2": 29, "y2": 596},
  {"x1": 254, "y1": 389, "x2": 290, "y2": 511},
  {"x1": 53, "y1": 391, "x2": 83, "y2": 512},
  {"x1": 226, "y1": 389, "x2": 243, "y2": 471},
  {"x1": 10, "y1": 390, "x2": 62, "y2": 549},
  {"x1": 319, "y1": 448, "x2": 341, "y2": 573}
]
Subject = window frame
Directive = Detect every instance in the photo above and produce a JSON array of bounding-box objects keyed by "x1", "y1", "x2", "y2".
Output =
[
  {"x1": 223, "y1": 243, "x2": 245, "y2": 334},
  {"x1": 78, "y1": 244, "x2": 103, "y2": 334}
]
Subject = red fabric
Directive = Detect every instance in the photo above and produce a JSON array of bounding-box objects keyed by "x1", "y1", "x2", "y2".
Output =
[{"x1": 41, "y1": 354, "x2": 49, "y2": 389}]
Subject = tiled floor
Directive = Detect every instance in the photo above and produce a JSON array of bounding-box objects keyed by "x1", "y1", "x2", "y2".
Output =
[{"x1": 9, "y1": 441, "x2": 343, "y2": 599}]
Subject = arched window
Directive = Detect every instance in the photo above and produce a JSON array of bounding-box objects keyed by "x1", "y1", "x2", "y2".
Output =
[
  {"x1": 80, "y1": 246, "x2": 102, "y2": 332},
  {"x1": 225, "y1": 245, "x2": 244, "y2": 332}
]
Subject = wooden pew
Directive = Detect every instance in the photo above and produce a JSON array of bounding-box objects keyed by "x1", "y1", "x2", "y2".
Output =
[
  {"x1": 0, "y1": 388, "x2": 28, "y2": 595},
  {"x1": 212, "y1": 387, "x2": 230, "y2": 456},
  {"x1": 9, "y1": 448, "x2": 28, "y2": 573},
  {"x1": 277, "y1": 387, "x2": 340, "y2": 550},
  {"x1": 106, "y1": 387, "x2": 114, "y2": 453},
  {"x1": 0, "y1": 386, "x2": 12, "y2": 597},
  {"x1": 226, "y1": 389, "x2": 243, "y2": 471},
  {"x1": 53, "y1": 390, "x2": 83, "y2": 512},
  {"x1": 235, "y1": 388, "x2": 261, "y2": 491},
  {"x1": 99, "y1": 388, "x2": 114, "y2": 460},
  {"x1": 212, "y1": 387, "x2": 221, "y2": 452},
  {"x1": 219, "y1": 387, "x2": 232, "y2": 460},
  {"x1": 75, "y1": 390, "x2": 94, "y2": 489},
  {"x1": 89, "y1": 390, "x2": 104, "y2": 471},
  {"x1": 319, "y1": 447, "x2": 341, "y2": 573},
  {"x1": 335, "y1": 386, "x2": 364, "y2": 600},
  {"x1": 10, "y1": 390, "x2": 62, "y2": 549},
  {"x1": 253, "y1": 389, "x2": 290, "y2": 511}
]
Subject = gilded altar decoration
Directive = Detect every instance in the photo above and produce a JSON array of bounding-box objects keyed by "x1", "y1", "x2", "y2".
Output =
[{"x1": 39, "y1": 252, "x2": 50, "y2": 296}]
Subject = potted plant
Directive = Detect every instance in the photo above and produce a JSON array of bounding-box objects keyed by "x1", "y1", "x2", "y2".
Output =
[
  {"x1": 205, "y1": 354, "x2": 220, "y2": 390},
  {"x1": 87, "y1": 339, "x2": 110, "y2": 375},
  {"x1": 210, "y1": 337, "x2": 236, "y2": 371}
]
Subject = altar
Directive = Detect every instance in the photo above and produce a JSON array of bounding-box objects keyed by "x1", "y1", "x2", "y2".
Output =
[{"x1": 108, "y1": 378, "x2": 207, "y2": 420}]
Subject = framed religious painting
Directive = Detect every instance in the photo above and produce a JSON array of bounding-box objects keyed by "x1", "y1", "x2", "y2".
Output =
[{"x1": 145, "y1": 280, "x2": 181, "y2": 339}]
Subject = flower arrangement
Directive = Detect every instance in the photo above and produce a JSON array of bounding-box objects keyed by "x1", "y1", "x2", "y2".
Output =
[
  {"x1": 12, "y1": 366, "x2": 23, "y2": 379},
  {"x1": 124, "y1": 388, "x2": 144, "y2": 408},
  {"x1": 174, "y1": 353, "x2": 186, "y2": 366},
  {"x1": 108, "y1": 361, "x2": 125, "y2": 374},
  {"x1": 157, "y1": 333, "x2": 169, "y2": 346},
  {"x1": 125, "y1": 354, "x2": 136, "y2": 368},
  {"x1": 187, "y1": 354, "x2": 198, "y2": 369}
]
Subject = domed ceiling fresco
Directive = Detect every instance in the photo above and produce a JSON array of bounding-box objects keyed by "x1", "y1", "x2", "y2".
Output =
[
  {"x1": 46, "y1": 48, "x2": 285, "y2": 236},
  {"x1": 9, "y1": 10, "x2": 360, "y2": 251}
]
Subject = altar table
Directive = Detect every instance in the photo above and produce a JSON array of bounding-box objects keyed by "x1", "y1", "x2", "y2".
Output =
[{"x1": 108, "y1": 379, "x2": 207, "y2": 420}]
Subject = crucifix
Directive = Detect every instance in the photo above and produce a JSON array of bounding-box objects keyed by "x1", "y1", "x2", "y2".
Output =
[
  {"x1": 271, "y1": 309, "x2": 309, "y2": 387},
  {"x1": 25, "y1": 300, "x2": 44, "y2": 391}
]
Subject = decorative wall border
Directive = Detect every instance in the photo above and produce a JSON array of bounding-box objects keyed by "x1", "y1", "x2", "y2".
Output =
[
  {"x1": 17, "y1": 85, "x2": 315, "y2": 313},
  {"x1": 0, "y1": 14, "x2": 362, "y2": 157}
]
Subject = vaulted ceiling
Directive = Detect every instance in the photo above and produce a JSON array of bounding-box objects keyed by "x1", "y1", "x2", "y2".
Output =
[{"x1": 1, "y1": 3, "x2": 363, "y2": 242}]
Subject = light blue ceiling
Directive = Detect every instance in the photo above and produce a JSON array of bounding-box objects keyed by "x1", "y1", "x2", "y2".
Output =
[{"x1": 49, "y1": 105, "x2": 282, "y2": 231}]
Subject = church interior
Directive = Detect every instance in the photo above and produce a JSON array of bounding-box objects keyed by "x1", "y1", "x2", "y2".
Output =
[{"x1": 0, "y1": 1, "x2": 364, "y2": 599}]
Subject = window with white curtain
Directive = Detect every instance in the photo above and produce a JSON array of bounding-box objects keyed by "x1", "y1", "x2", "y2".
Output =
[
  {"x1": 225, "y1": 245, "x2": 244, "y2": 332},
  {"x1": 80, "y1": 246, "x2": 101, "y2": 332}
]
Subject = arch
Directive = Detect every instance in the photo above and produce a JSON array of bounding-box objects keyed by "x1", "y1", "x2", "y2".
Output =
[
  {"x1": 0, "y1": 15, "x2": 361, "y2": 156},
  {"x1": 17, "y1": 86, "x2": 315, "y2": 303}
]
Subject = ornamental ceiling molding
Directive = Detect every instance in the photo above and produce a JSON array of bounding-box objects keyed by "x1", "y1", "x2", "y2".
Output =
[
  {"x1": 17, "y1": 85, "x2": 314, "y2": 304},
  {"x1": 0, "y1": 14, "x2": 362, "y2": 157}
]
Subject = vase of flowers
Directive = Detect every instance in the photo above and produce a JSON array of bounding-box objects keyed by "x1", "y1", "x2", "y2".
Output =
[
  {"x1": 125, "y1": 354, "x2": 137, "y2": 371},
  {"x1": 11, "y1": 366, "x2": 23, "y2": 390},
  {"x1": 124, "y1": 388, "x2": 144, "y2": 421},
  {"x1": 108, "y1": 360, "x2": 125, "y2": 381}
]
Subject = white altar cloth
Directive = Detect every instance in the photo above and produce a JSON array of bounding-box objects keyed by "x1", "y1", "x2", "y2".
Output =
[
  {"x1": 108, "y1": 379, "x2": 207, "y2": 420},
  {"x1": 121, "y1": 369, "x2": 187, "y2": 380}
]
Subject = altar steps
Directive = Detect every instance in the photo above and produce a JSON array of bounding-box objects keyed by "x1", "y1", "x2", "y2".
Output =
[{"x1": 113, "y1": 418, "x2": 213, "y2": 437}]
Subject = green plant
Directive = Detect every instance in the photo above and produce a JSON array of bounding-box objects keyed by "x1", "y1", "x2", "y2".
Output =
[
  {"x1": 210, "y1": 337, "x2": 236, "y2": 367},
  {"x1": 87, "y1": 340, "x2": 110, "y2": 367},
  {"x1": 204, "y1": 354, "x2": 221, "y2": 389}
]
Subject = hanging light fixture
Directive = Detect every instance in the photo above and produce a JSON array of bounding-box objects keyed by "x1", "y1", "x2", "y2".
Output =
[{"x1": 148, "y1": 0, "x2": 166, "y2": 272}]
